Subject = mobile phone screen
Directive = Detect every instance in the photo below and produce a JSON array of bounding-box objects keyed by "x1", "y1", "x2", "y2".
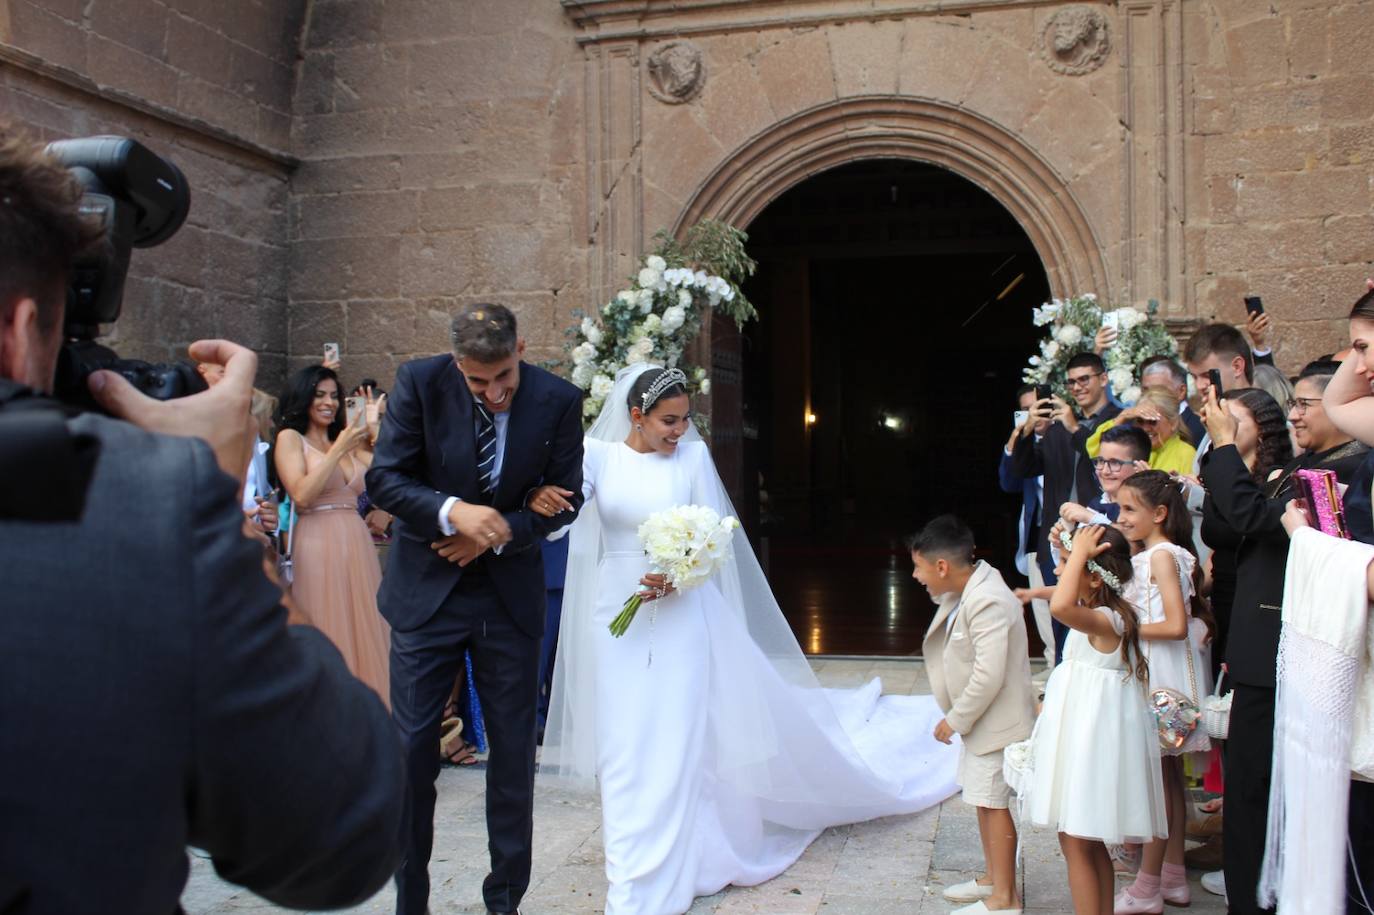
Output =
[{"x1": 1207, "y1": 368, "x2": 1223, "y2": 393}]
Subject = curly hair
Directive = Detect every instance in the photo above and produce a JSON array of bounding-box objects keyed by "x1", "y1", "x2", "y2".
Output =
[{"x1": 1220, "y1": 388, "x2": 1294, "y2": 484}]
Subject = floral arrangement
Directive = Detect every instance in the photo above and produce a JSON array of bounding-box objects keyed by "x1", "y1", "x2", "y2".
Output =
[
  {"x1": 609, "y1": 504, "x2": 740, "y2": 637},
  {"x1": 1023, "y1": 294, "x2": 1179, "y2": 405},
  {"x1": 565, "y1": 221, "x2": 758, "y2": 425}
]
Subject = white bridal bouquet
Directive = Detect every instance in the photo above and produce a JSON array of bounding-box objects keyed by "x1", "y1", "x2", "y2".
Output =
[{"x1": 609, "y1": 504, "x2": 740, "y2": 637}]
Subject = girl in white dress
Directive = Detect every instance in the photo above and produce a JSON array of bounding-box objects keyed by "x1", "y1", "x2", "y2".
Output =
[
  {"x1": 1029, "y1": 524, "x2": 1167, "y2": 915},
  {"x1": 1113, "y1": 470, "x2": 1215, "y2": 914},
  {"x1": 537, "y1": 366, "x2": 960, "y2": 915}
]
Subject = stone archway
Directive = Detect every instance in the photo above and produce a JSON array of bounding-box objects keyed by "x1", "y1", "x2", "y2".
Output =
[{"x1": 675, "y1": 95, "x2": 1110, "y2": 301}]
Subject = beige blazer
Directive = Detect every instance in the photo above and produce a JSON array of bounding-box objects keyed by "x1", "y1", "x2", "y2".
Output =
[{"x1": 922, "y1": 560, "x2": 1037, "y2": 756}]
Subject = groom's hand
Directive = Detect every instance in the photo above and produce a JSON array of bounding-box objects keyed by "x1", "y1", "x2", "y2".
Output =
[
  {"x1": 431, "y1": 533, "x2": 488, "y2": 567},
  {"x1": 447, "y1": 501, "x2": 511, "y2": 547}
]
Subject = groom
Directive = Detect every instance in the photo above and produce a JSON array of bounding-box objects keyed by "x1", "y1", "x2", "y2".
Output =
[{"x1": 366, "y1": 303, "x2": 585, "y2": 915}]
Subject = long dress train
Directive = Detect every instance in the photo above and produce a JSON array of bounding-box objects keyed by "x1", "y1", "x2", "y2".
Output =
[{"x1": 571, "y1": 438, "x2": 958, "y2": 915}]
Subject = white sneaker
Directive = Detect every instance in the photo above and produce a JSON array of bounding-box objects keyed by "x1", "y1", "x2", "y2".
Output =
[
  {"x1": 1201, "y1": 870, "x2": 1226, "y2": 899},
  {"x1": 943, "y1": 878, "x2": 995, "y2": 903}
]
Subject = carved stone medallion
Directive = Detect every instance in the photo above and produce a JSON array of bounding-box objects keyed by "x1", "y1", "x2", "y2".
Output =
[
  {"x1": 1039, "y1": 6, "x2": 1111, "y2": 75},
  {"x1": 646, "y1": 41, "x2": 706, "y2": 104}
]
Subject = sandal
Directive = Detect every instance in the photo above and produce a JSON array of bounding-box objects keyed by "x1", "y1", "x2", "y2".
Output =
[{"x1": 442, "y1": 742, "x2": 479, "y2": 766}]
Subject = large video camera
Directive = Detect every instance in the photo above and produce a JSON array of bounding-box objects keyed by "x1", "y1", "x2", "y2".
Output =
[{"x1": 45, "y1": 136, "x2": 201, "y2": 407}]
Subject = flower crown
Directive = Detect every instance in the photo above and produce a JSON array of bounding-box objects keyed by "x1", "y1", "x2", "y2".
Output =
[
  {"x1": 1058, "y1": 528, "x2": 1124, "y2": 594},
  {"x1": 641, "y1": 368, "x2": 688, "y2": 413}
]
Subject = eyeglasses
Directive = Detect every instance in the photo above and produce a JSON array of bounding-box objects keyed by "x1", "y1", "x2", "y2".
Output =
[
  {"x1": 1286, "y1": 397, "x2": 1322, "y2": 415},
  {"x1": 1091, "y1": 457, "x2": 1133, "y2": 472},
  {"x1": 1065, "y1": 372, "x2": 1105, "y2": 389}
]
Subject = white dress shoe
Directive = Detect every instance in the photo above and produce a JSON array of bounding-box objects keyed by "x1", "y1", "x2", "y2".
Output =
[
  {"x1": 953, "y1": 902, "x2": 1022, "y2": 915},
  {"x1": 1201, "y1": 869, "x2": 1226, "y2": 898},
  {"x1": 943, "y1": 878, "x2": 995, "y2": 902}
]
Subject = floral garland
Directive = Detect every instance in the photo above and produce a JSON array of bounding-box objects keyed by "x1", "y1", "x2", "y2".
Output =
[
  {"x1": 1023, "y1": 294, "x2": 1179, "y2": 405},
  {"x1": 565, "y1": 221, "x2": 758, "y2": 425}
]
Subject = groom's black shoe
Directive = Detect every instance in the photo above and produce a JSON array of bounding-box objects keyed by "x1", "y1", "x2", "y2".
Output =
[{"x1": 487, "y1": 909, "x2": 520, "y2": 914}]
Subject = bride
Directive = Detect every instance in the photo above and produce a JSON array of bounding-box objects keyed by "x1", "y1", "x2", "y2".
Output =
[{"x1": 535, "y1": 364, "x2": 959, "y2": 915}]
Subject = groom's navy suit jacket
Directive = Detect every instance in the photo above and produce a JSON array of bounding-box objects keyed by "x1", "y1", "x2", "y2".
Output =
[{"x1": 366, "y1": 355, "x2": 585, "y2": 637}]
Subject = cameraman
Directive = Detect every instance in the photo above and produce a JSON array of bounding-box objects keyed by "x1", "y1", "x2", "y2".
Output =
[{"x1": 0, "y1": 129, "x2": 405, "y2": 913}]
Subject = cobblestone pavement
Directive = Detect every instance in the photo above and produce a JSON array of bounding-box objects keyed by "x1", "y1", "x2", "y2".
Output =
[{"x1": 183, "y1": 659, "x2": 1228, "y2": 914}]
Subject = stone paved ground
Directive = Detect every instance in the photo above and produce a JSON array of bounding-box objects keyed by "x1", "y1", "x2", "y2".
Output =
[{"x1": 183, "y1": 659, "x2": 1227, "y2": 914}]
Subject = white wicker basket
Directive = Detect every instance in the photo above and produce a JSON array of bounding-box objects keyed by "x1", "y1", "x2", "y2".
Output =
[{"x1": 1201, "y1": 667, "x2": 1231, "y2": 740}]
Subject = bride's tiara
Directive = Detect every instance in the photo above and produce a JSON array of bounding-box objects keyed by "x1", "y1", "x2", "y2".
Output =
[{"x1": 642, "y1": 367, "x2": 688, "y2": 413}]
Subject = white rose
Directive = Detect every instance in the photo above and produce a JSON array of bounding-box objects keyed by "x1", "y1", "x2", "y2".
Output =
[
  {"x1": 699, "y1": 378, "x2": 711, "y2": 396},
  {"x1": 694, "y1": 366, "x2": 707, "y2": 381},
  {"x1": 694, "y1": 270, "x2": 709, "y2": 287},
  {"x1": 1041, "y1": 340, "x2": 1060, "y2": 361},
  {"x1": 1056, "y1": 324, "x2": 1083, "y2": 346},
  {"x1": 722, "y1": 286, "x2": 735, "y2": 302},
  {"x1": 1082, "y1": 292, "x2": 1097, "y2": 302},
  {"x1": 642, "y1": 313, "x2": 662, "y2": 335},
  {"x1": 1028, "y1": 355, "x2": 1042, "y2": 367},
  {"x1": 677, "y1": 289, "x2": 692, "y2": 309},
  {"x1": 661, "y1": 305, "x2": 686, "y2": 333},
  {"x1": 638, "y1": 267, "x2": 662, "y2": 289},
  {"x1": 590, "y1": 374, "x2": 614, "y2": 399},
  {"x1": 571, "y1": 342, "x2": 597, "y2": 365},
  {"x1": 646, "y1": 254, "x2": 667, "y2": 271},
  {"x1": 583, "y1": 397, "x2": 601, "y2": 418},
  {"x1": 1108, "y1": 368, "x2": 1134, "y2": 391},
  {"x1": 1123, "y1": 308, "x2": 1147, "y2": 330},
  {"x1": 571, "y1": 362, "x2": 594, "y2": 388},
  {"x1": 616, "y1": 289, "x2": 635, "y2": 304},
  {"x1": 1120, "y1": 386, "x2": 1142, "y2": 406},
  {"x1": 586, "y1": 325, "x2": 603, "y2": 345},
  {"x1": 638, "y1": 288, "x2": 655, "y2": 313}
]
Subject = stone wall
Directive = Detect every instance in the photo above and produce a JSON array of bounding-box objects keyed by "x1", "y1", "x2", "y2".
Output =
[
  {"x1": 0, "y1": 0, "x2": 304, "y2": 385},
  {"x1": 2, "y1": 0, "x2": 1370, "y2": 389},
  {"x1": 285, "y1": 0, "x2": 587, "y2": 387},
  {"x1": 1187, "y1": 0, "x2": 1374, "y2": 365}
]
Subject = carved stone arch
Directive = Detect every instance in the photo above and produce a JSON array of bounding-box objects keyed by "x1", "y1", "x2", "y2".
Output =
[{"x1": 674, "y1": 95, "x2": 1111, "y2": 302}]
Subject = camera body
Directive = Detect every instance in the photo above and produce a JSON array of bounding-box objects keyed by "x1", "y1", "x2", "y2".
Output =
[{"x1": 43, "y1": 136, "x2": 201, "y2": 408}]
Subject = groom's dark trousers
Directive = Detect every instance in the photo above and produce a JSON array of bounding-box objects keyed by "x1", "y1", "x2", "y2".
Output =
[{"x1": 367, "y1": 355, "x2": 584, "y2": 915}]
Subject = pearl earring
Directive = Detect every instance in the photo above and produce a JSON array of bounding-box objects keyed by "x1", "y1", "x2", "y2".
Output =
[{"x1": 635, "y1": 423, "x2": 643, "y2": 431}]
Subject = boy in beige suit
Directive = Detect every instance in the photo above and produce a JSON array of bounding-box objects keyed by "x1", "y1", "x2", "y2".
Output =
[{"x1": 912, "y1": 515, "x2": 1036, "y2": 915}]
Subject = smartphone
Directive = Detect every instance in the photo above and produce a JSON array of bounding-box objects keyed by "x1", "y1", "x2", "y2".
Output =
[
  {"x1": 345, "y1": 395, "x2": 365, "y2": 426},
  {"x1": 1207, "y1": 368, "x2": 1223, "y2": 394},
  {"x1": 323, "y1": 342, "x2": 340, "y2": 364},
  {"x1": 1101, "y1": 310, "x2": 1120, "y2": 332},
  {"x1": 1035, "y1": 383, "x2": 1053, "y2": 403},
  {"x1": 1244, "y1": 295, "x2": 1264, "y2": 316},
  {"x1": 1013, "y1": 410, "x2": 1030, "y2": 428}
]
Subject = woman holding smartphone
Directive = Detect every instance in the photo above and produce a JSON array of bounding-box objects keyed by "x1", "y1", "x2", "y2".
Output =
[{"x1": 273, "y1": 364, "x2": 391, "y2": 708}]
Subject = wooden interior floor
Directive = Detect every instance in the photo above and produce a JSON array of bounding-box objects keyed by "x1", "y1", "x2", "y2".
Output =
[{"x1": 764, "y1": 540, "x2": 1049, "y2": 658}]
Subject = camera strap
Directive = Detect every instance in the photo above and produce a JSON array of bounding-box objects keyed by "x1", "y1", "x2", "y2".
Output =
[{"x1": 0, "y1": 380, "x2": 101, "y2": 522}]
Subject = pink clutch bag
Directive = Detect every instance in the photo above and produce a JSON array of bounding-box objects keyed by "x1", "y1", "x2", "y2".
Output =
[{"x1": 1294, "y1": 468, "x2": 1350, "y2": 539}]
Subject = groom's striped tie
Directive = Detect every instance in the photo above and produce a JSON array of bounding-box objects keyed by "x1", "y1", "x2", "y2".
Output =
[{"x1": 474, "y1": 400, "x2": 497, "y2": 499}]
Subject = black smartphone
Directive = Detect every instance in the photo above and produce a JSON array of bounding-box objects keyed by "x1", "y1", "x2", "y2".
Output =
[
  {"x1": 1035, "y1": 383, "x2": 1052, "y2": 402},
  {"x1": 1244, "y1": 295, "x2": 1264, "y2": 316},
  {"x1": 1207, "y1": 368, "x2": 1223, "y2": 394}
]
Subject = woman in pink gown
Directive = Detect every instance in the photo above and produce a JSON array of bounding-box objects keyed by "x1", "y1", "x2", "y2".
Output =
[{"x1": 273, "y1": 365, "x2": 391, "y2": 708}]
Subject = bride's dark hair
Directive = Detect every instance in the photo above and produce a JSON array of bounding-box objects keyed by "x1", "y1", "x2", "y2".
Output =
[{"x1": 627, "y1": 367, "x2": 689, "y2": 415}]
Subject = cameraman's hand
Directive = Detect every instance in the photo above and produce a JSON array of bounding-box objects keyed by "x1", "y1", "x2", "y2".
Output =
[{"x1": 89, "y1": 339, "x2": 256, "y2": 480}]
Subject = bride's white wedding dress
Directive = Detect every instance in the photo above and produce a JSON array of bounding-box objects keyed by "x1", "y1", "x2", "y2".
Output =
[{"x1": 545, "y1": 423, "x2": 959, "y2": 915}]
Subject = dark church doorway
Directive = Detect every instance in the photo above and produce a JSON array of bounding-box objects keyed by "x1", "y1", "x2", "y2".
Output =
[{"x1": 709, "y1": 159, "x2": 1050, "y2": 656}]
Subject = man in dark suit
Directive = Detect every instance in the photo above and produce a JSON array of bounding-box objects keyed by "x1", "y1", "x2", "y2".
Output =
[
  {"x1": 1009, "y1": 352, "x2": 1120, "y2": 661},
  {"x1": 1200, "y1": 361, "x2": 1368, "y2": 914},
  {"x1": 999, "y1": 384, "x2": 1049, "y2": 670},
  {"x1": 366, "y1": 303, "x2": 585, "y2": 915},
  {"x1": 0, "y1": 130, "x2": 405, "y2": 914}
]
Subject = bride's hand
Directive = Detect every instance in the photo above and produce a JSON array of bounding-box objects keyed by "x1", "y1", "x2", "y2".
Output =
[
  {"x1": 527, "y1": 484, "x2": 576, "y2": 518},
  {"x1": 638, "y1": 573, "x2": 676, "y2": 601}
]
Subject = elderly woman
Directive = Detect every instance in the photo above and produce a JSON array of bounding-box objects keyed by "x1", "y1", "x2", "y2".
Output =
[{"x1": 1086, "y1": 385, "x2": 1197, "y2": 475}]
